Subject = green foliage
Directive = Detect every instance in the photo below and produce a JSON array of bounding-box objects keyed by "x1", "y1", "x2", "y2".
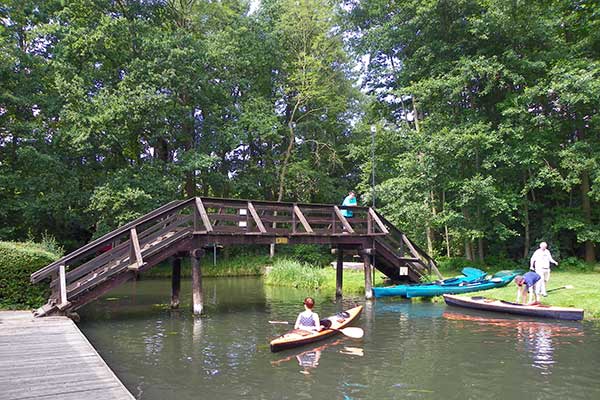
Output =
[
  {"x1": 143, "y1": 255, "x2": 269, "y2": 278},
  {"x1": 437, "y1": 256, "x2": 521, "y2": 275},
  {"x1": 264, "y1": 258, "x2": 328, "y2": 290},
  {"x1": 0, "y1": 241, "x2": 60, "y2": 309},
  {"x1": 345, "y1": 0, "x2": 600, "y2": 262},
  {"x1": 264, "y1": 257, "x2": 365, "y2": 294},
  {"x1": 554, "y1": 257, "x2": 596, "y2": 273},
  {"x1": 1, "y1": 0, "x2": 598, "y2": 267},
  {"x1": 278, "y1": 244, "x2": 333, "y2": 266}
]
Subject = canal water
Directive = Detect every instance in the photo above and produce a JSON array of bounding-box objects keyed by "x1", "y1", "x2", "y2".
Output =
[{"x1": 78, "y1": 277, "x2": 600, "y2": 399}]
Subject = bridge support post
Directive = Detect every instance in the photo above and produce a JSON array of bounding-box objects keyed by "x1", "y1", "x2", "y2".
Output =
[
  {"x1": 171, "y1": 257, "x2": 181, "y2": 309},
  {"x1": 362, "y1": 253, "x2": 373, "y2": 300},
  {"x1": 336, "y1": 248, "x2": 343, "y2": 298},
  {"x1": 191, "y1": 249, "x2": 204, "y2": 315}
]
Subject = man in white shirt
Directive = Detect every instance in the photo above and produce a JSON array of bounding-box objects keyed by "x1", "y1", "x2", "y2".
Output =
[{"x1": 529, "y1": 242, "x2": 558, "y2": 296}]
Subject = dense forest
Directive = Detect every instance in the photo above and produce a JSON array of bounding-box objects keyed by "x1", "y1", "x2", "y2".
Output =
[{"x1": 1, "y1": 0, "x2": 598, "y2": 263}]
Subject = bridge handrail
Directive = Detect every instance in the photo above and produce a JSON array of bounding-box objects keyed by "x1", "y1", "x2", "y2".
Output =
[
  {"x1": 198, "y1": 196, "x2": 371, "y2": 211},
  {"x1": 30, "y1": 198, "x2": 194, "y2": 283},
  {"x1": 31, "y1": 197, "x2": 373, "y2": 283},
  {"x1": 373, "y1": 210, "x2": 440, "y2": 275}
]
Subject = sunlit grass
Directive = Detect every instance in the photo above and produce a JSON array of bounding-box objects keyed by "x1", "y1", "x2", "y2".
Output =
[{"x1": 264, "y1": 258, "x2": 365, "y2": 295}]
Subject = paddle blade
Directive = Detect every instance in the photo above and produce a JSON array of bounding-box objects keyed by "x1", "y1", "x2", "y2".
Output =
[
  {"x1": 268, "y1": 320, "x2": 290, "y2": 324},
  {"x1": 339, "y1": 327, "x2": 364, "y2": 339}
]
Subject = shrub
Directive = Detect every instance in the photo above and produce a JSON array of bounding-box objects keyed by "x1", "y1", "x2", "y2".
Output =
[
  {"x1": 555, "y1": 256, "x2": 595, "y2": 272},
  {"x1": 436, "y1": 256, "x2": 522, "y2": 275},
  {"x1": 0, "y1": 241, "x2": 61, "y2": 309}
]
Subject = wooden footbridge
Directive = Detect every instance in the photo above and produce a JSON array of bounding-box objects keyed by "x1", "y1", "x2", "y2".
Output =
[{"x1": 30, "y1": 197, "x2": 440, "y2": 317}]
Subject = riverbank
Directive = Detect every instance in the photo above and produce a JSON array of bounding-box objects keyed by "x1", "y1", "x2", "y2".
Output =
[{"x1": 142, "y1": 255, "x2": 269, "y2": 278}]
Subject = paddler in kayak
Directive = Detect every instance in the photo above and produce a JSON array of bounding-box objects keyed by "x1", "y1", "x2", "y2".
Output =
[
  {"x1": 294, "y1": 297, "x2": 331, "y2": 332},
  {"x1": 515, "y1": 271, "x2": 542, "y2": 305}
]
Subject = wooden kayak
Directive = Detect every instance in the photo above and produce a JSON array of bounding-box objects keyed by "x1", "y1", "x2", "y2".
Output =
[
  {"x1": 443, "y1": 294, "x2": 584, "y2": 321},
  {"x1": 269, "y1": 305, "x2": 363, "y2": 353}
]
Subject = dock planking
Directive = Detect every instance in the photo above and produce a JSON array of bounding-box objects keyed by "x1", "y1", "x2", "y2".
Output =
[{"x1": 0, "y1": 311, "x2": 134, "y2": 400}]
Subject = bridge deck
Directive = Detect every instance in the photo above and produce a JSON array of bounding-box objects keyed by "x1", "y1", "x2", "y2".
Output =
[{"x1": 0, "y1": 311, "x2": 134, "y2": 400}]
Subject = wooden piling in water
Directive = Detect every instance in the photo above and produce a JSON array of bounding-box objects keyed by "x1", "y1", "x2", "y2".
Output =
[
  {"x1": 363, "y1": 252, "x2": 373, "y2": 300},
  {"x1": 171, "y1": 257, "x2": 181, "y2": 309},
  {"x1": 191, "y1": 249, "x2": 204, "y2": 315},
  {"x1": 336, "y1": 248, "x2": 344, "y2": 298}
]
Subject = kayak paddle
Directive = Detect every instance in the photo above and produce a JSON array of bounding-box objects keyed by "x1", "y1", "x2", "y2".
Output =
[
  {"x1": 268, "y1": 321, "x2": 364, "y2": 339},
  {"x1": 547, "y1": 285, "x2": 574, "y2": 293}
]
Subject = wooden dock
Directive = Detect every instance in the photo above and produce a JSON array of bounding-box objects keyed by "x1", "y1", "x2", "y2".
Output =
[{"x1": 0, "y1": 311, "x2": 134, "y2": 400}]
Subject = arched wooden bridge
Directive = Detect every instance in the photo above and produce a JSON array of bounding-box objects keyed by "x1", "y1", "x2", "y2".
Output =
[{"x1": 30, "y1": 197, "x2": 440, "y2": 317}]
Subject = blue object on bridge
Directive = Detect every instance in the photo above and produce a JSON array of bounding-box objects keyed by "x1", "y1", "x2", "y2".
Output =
[{"x1": 340, "y1": 194, "x2": 357, "y2": 218}]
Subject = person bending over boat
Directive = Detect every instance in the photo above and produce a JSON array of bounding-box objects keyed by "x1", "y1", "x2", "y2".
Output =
[
  {"x1": 295, "y1": 297, "x2": 325, "y2": 332},
  {"x1": 515, "y1": 272, "x2": 542, "y2": 305}
]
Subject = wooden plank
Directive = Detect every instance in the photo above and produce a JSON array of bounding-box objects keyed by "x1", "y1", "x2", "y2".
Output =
[
  {"x1": 401, "y1": 233, "x2": 442, "y2": 279},
  {"x1": 31, "y1": 199, "x2": 189, "y2": 282},
  {"x1": 293, "y1": 205, "x2": 314, "y2": 234},
  {"x1": 256, "y1": 215, "x2": 294, "y2": 223},
  {"x1": 58, "y1": 264, "x2": 69, "y2": 308},
  {"x1": 333, "y1": 206, "x2": 355, "y2": 233},
  {"x1": 0, "y1": 312, "x2": 134, "y2": 400},
  {"x1": 128, "y1": 227, "x2": 144, "y2": 270},
  {"x1": 206, "y1": 213, "x2": 248, "y2": 222},
  {"x1": 363, "y1": 253, "x2": 373, "y2": 299},
  {"x1": 369, "y1": 208, "x2": 389, "y2": 234},
  {"x1": 247, "y1": 201, "x2": 267, "y2": 233},
  {"x1": 66, "y1": 229, "x2": 192, "y2": 299},
  {"x1": 195, "y1": 197, "x2": 213, "y2": 232},
  {"x1": 336, "y1": 248, "x2": 343, "y2": 298}
]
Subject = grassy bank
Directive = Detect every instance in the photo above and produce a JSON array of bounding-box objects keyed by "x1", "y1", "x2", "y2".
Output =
[
  {"x1": 264, "y1": 258, "x2": 365, "y2": 295},
  {"x1": 142, "y1": 255, "x2": 269, "y2": 278},
  {"x1": 451, "y1": 271, "x2": 600, "y2": 319}
]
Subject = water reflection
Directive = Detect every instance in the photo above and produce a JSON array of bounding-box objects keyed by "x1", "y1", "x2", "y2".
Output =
[
  {"x1": 443, "y1": 311, "x2": 584, "y2": 374},
  {"x1": 518, "y1": 323, "x2": 554, "y2": 374},
  {"x1": 271, "y1": 339, "x2": 345, "y2": 373}
]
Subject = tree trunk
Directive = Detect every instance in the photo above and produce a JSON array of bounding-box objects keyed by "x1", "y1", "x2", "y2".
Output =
[
  {"x1": 442, "y1": 190, "x2": 450, "y2": 257},
  {"x1": 581, "y1": 170, "x2": 596, "y2": 262},
  {"x1": 478, "y1": 237, "x2": 484, "y2": 262},
  {"x1": 426, "y1": 225, "x2": 434, "y2": 257},
  {"x1": 464, "y1": 239, "x2": 473, "y2": 261},
  {"x1": 523, "y1": 197, "x2": 530, "y2": 259},
  {"x1": 272, "y1": 99, "x2": 301, "y2": 259}
]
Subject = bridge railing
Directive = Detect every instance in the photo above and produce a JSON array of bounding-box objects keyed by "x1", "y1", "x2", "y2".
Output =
[
  {"x1": 30, "y1": 197, "x2": 389, "y2": 310},
  {"x1": 373, "y1": 211, "x2": 442, "y2": 279},
  {"x1": 199, "y1": 197, "x2": 389, "y2": 237}
]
